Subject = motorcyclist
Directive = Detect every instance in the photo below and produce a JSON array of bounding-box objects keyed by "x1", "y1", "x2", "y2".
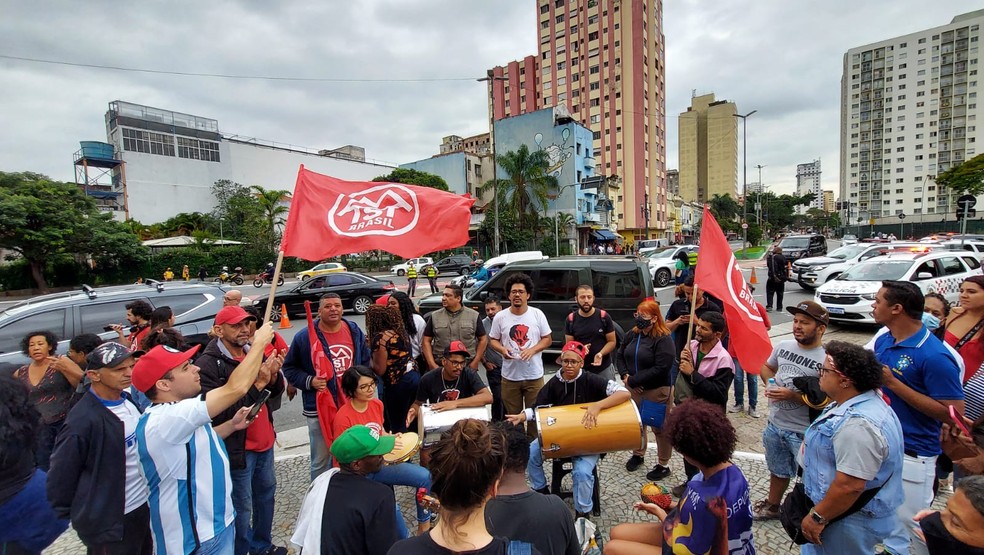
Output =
[{"x1": 260, "y1": 262, "x2": 275, "y2": 280}]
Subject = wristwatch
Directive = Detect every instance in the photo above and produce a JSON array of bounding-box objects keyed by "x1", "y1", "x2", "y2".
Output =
[{"x1": 809, "y1": 509, "x2": 828, "y2": 525}]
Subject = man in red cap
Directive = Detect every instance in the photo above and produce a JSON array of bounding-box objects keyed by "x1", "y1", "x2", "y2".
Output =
[
  {"x1": 506, "y1": 340, "x2": 630, "y2": 519},
  {"x1": 132, "y1": 323, "x2": 277, "y2": 555},
  {"x1": 197, "y1": 306, "x2": 286, "y2": 555}
]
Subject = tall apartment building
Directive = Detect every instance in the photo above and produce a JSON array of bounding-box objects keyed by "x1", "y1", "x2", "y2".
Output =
[
  {"x1": 666, "y1": 169, "x2": 679, "y2": 196},
  {"x1": 796, "y1": 159, "x2": 823, "y2": 213},
  {"x1": 486, "y1": 0, "x2": 667, "y2": 241},
  {"x1": 840, "y1": 10, "x2": 984, "y2": 225},
  {"x1": 822, "y1": 190, "x2": 835, "y2": 213},
  {"x1": 678, "y1": 93, "x2": 738, "y2": 204}
]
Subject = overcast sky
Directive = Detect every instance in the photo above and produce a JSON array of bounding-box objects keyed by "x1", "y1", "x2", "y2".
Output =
[{"x1": 0, "y1": 0, "x2": 976, "y2": 198}]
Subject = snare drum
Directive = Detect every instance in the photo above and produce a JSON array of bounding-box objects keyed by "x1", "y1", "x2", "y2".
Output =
[
  {"x1": 383, "y1": 432, "x2": 421, "y2": 464},
  {"x1": 535, "y1": 400, "x2": 644, "y2": 459},
  {"x1": 419, "y1": 405, "x2": 491, "y2": 447}
]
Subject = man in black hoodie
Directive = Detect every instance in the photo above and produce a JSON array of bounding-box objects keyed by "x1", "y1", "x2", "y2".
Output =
[
  {"x1": 47, "y1": 342, "x2": 151, "y2": 554},
  {"x1": 197, "y1": 306, "x2": 286, "y2": 555}
]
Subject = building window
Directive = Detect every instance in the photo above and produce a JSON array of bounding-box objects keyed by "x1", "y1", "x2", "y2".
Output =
[
  {"x1": 121, "y1": 128, "x2": 175, "y2": 157},
  {"x1": 176, "y1": 137, "x2": 220, "y2": 162}
]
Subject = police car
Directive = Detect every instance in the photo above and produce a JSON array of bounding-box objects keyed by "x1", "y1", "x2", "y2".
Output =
[
  {"x1": 815, "y1": 250, "x2": 983, "y2": 324},
  {"x1": 792, "y1": 243, "x2": 941, "y2": 291}
]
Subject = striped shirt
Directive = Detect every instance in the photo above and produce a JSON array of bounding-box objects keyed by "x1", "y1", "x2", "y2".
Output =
[{"x1": 136, "y1": 396, "x2": 234, "y2": 555}]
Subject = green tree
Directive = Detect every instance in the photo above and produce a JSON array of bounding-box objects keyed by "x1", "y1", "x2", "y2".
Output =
[
  {"x1": 477, "y1": 208, "x2": 532, "y2": 253},
  {"x1": 0, "y1": 171, "x2": 149, "y2": 290},
  {"x1": 251, "y1": 185, "x2": 290, "y2": 251},
  {"x1": 709, "y1": 194, "x2": 740, "y2": 221},
  {"x1": 937, "y1": 154, "x2": 984, "y2": 195},
  {"x1": 160, "y1": 212, "x2": 213, "y2": 236},
  {"x1": 373, "y1": 168, "x2": 450, "y2": 191},
  {"x1": 480, "y1": 144, "x2": 558, "y2": 232}
]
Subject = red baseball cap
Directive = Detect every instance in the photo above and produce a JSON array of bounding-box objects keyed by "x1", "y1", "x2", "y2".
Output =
[
  {"x1": 375, "y1": 294, "x2": 391, "y2": 306},
  {"x1": 214, "y1": 306, "x2": 256, "y2": 326},
  {"x1": 131, "y1": 344, "x2": 201, "y2": 393},
  {"x1": 443, "y1": 340, "x2": 471, "y2": 358}
]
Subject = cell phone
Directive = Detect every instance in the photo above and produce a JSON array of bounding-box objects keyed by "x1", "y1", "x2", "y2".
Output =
[
  {"x1": 949, "y1": 404, "x2": 973, "y2": 437},
  {"x1": 246, "y1": 390, "x2": 272, "y2": 421}
]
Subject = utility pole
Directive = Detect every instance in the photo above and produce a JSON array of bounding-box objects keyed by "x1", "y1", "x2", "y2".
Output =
[
  {"x1": 755, "y1": 164, "x2": 766, "y2": 226},
  {"x1": 640, "y1": 190, "x2": 651, "y2": 240},
  {"x1": 735, "y1": 110, "x2": 757, "y2": 257},
  {"x1": 478, "y1": 72, "x2": 508, "y2": 256}
]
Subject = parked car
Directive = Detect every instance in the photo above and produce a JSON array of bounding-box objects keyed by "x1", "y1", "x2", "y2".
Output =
[
  {"x1": 939, "y1": 239, "x2": 984, "y2": 262},
  {"x1": 0, "y1": 282, "x2": 227, "y2": 373},
  {"x1": 776, "y1": 234, "x2": 827, "y2": 260},
  {"x1": 252, "y1": 272, "x2": 394, "y2": 316},
  {"x1": 298, "y1": 262, "x2": 348, "y2": 280},
  {"x1": 390, "y1": 257, "x2": 434, "y2": 277},
  {"x1": 427, "y1": 254, "x2": 474, "y2": 276},
  {"x1": 417, "y1": 256, "x2": 652, "y2": 349},
  {"x1": 449, "y1": 251, "x2": 548, "y2": 288},
  {"x1": 641, "y1": 245, "x2": 699, "y2": 287},
  {"x1": 791, "y1": 242, "x2": 939, "y2": 291},
  {"x1": 841, "y1": 234, "x2": 858, "y2": 245},
  {"x1": 815, "y1": 250, "x2": 983, "y2": 324}
]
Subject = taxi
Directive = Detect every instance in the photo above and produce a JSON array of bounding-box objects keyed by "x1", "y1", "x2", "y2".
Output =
[
  {"x1": 298, "y1": 262, "x2": 347, "y2": 280},
  {"x1": 815, "y1": 250, "x2": 983, "y2": 324}
]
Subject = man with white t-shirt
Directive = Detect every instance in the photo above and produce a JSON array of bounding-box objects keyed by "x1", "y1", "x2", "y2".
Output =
[
  {"x1": 489, "y1": 273, "x2": 552, "y2": 438},
  {"x1": 132, "y1": 323, "x2": 277, "y2": 555},
  {"x1": 47, "y1": 342, "x2": 152, "y2": 554}
]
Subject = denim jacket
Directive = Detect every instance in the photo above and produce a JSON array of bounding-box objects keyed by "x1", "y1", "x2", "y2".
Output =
[{"x1": 802, "y1": 390, "x2": 904, "y2": 519}]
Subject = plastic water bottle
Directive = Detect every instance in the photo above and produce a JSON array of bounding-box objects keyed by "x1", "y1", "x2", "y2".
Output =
[{"x1": 767, "y1": 378, "x2": 778, "y2": 392}]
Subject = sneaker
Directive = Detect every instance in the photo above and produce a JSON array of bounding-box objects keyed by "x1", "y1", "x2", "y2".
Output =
[
  {"x1": 259, "y1": 547, "x2": 288, "y2": 555},
  {"x1": 939, "y1": 478, "x2": 953, "y2": 494},
  {"x1": 747, "y1": 407, "x2": 761, "y2": 418},
  {"x1": 625, "y1": 454, "x2": 645, "y2": 472},
  {"x1": 765, "y1": 306, "x2": 773, "y2": 312},
  {"x1": 646, "y1": 464, "x2": 671, "y2": 481},
  {"x1": 728, "y1": 403, "x2": 744, "y2": 414},
  {"x1": 671, "y1": 483, "x2": 687, "y2": 498},
  {"x1": 752, "y1": 500, "x2": 780, "y2": 520}
]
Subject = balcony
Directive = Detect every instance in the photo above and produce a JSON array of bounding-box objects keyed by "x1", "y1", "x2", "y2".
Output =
[
  {"x1": 582, "y1": 212, "x2": 601, "y2": 224},
  {"x1": 583, "y1": 156, "x2": 595, "y2": 169}
]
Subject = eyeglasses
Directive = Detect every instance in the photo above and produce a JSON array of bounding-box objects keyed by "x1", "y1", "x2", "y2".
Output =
[
  {"x1": 560, "y1": 358, "x2": 581, "y2": 366},
  {"x1": 633, "y1": 313, "x2": 654, "y2": 320},
  {"x1": 358, "y1": 382, "x2": 377, "y2": 392},
  {"x1": 819, "y1": 366, "x2": 847, "y2": 378},
  {"x1": 509, "y1": 290, "x2": 527, "y2": 296},
  {"x1": 445, "y1": 359, "x2": 467, "y2": 368}
]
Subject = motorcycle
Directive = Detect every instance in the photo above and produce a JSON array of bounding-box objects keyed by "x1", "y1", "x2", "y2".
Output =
[
  {"x1": 214, "y1": 267, "x2": 245, "y2": 285},
  {"x1": 253, "y1": 272, "x2": 285, "y2": 287}
]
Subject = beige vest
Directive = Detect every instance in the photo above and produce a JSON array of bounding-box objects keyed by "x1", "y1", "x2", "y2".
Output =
[{"x1": 430, "y1": 306, "x2": 480, "y2": 358}]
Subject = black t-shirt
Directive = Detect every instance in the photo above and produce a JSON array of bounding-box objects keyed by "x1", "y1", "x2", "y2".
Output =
[
  {"x1": 388, "y1": 534, "x2": 541, "y2": 555},
  {"x1": 665, "y1": 296, "x2": 723, "y2": 356},
  {"x1": 534, "y1": 371, "x2": 610, "y2": 408},
  {"x1": 322, "y1": 471, "x2": 398, "y2": 555},
  {"x1": 486, "y1": 491, "x2": 579, "y2": 555},
  {"x1": 416, "y1": 368, "x2": 488, "y2": 404},
  {"x1": 564, "y1": 309, "x2": 616, "y2": 373}
]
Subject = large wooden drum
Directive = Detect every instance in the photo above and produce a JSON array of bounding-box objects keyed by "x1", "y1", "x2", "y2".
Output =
[
  {"x1": 535, "y1": 400, "x2": 645, "y2": 459},
  {"x1": 418, "y1": 405, "x2": 491, "y2": 447}
]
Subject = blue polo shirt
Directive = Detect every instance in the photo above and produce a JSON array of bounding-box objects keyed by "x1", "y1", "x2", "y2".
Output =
[{"x1": 872, "y1": 326, "x2": 963, "y2": 457}]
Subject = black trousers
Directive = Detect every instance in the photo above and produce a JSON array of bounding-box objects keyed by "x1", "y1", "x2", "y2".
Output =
[
  {"x1": 765, "y1": 279, "x2": 785, "y2": 310},
  {"x1": 85, "y1": 502, "x2": 153, "y2": 555},
  {"x1": 486, "y1": 365, "x2": 504, "y2": 421}
]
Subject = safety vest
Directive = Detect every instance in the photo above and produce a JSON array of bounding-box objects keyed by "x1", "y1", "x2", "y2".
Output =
[
  {"x1": 426, "y1": 266, "x2": 437, "y2": 278},
  {"x1": 407, "y1": 266, "x2": 417, "y2": 278}
]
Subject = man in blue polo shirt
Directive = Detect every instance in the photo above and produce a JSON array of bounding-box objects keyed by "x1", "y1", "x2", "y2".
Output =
[{"x1": 871, "y1": 280, "x2": 964, "y2": 555}]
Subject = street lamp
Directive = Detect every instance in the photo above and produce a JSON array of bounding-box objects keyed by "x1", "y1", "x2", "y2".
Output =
[
  {"x1": 478, "y1": 72, "x2": 508, "y2": 256},
  {"x1": 640, "y1": 190, "x2": 651, "y2": 240},
  {"x1": 734, "y1": 110, "x2": 757, "y2": 257},
  {"x1": 755, "y1": 164, "x2": 766, "y2": 226}
]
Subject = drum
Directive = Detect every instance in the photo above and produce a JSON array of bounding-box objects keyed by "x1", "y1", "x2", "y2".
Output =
[
  {"x1": 535, "y1": 400, "x2": 645, "y2": 459},
  {"x1": 419, "y1": 405, "x2": 491, "y2": 447},
  {"x1": 383, "y1": 432, "x2": 421, "y2": 464}
]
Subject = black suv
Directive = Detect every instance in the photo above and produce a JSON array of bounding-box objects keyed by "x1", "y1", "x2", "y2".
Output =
[
  {"x1": 429, "y1": 254, "x2": 474, "y2": 275},
  {"x1": 0, "y1": 282, "x2": 228, "y2": 372},
  {"x1": 417, "y1": 256, "x2": 652, "y2": 349},
  {"x1": 777, "y1": 234, "x2": 827, "y2": 261}
]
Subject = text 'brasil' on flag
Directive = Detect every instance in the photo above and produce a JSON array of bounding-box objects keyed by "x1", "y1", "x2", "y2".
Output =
[{"x1": 693, "y1": 206, "x2": 772, "y2": 374}]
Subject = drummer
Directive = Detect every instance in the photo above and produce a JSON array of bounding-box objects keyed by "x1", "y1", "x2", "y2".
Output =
[{"x1": 506, "y1": 340, "x2": 630, "y2": 520}]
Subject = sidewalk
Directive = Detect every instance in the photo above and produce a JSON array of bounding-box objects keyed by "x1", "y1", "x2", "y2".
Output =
[{"x1": 43, "y1": 322, "x2": 935, "y2": 555}]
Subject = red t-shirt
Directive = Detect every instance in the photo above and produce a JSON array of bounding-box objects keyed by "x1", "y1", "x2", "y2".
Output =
[
  {"x1": 130, "y1": 325, "x2": 150, "y2": 352},
  {"x1": 233, "y1": 352, "x2": 276, "y2": 453},
  {"x1": 332, "y1": 398, "x2": 385, "y2": 439},
  {"x1": 322, "y1": 324, "x2": 355, "y2": 379},
  {"x1": 945, "y1": 329, "x2": 984, "y2": 383}
]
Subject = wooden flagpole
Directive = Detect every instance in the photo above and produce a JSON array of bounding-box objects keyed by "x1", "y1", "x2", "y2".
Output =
[{"x1": 263, "y1": 250, "x2": 286, "y2": 325}]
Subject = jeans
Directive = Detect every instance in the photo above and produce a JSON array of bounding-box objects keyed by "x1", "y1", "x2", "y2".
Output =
[
  {"x1": 800, "y1": 511, "x2": 896, "y2": 555},
  {"x1": 528, "y1": 438, "x2": 599, "y2": 514},
  {"x1": 231, "y1": 449, "x2": 276, "y2": 555},
  {"x1": 732, "y1": 359, "x2": 758, "y2": 409},
  {"x1": 762, "y1": 421, "x2": 803, "y2": 479},
  {"x1": 765, "y1": 279, "x2": 785, "y2": 310},
  {"x1": 884, "y1": 454, "x2": 936, "y2": 555},
  {"x1": 383, "y1": 370, "x2": 420, "y2": 434},
  {"x1": 407, "y1": 278, "x2": 417, "y2": 296},
  {"x1": 197, "y1": 523, "x2": 234, "y2": 555},
  {"x1": 306, "y1": 417, "x2": 332, "y2": 481},
  {"x1": 368, "y1": 462, "x2": 432, "y2": 524},
  {"x1": 427, "y1": 277, "x2": 438, "y2": 294}
]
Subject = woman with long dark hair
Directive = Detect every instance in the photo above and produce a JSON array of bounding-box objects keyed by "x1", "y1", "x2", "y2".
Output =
[{"x1": 368, "y1": 305, "x2": 421, "y2": 433}]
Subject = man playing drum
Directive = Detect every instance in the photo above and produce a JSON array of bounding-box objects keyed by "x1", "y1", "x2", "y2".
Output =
[{"x1": 507, "y1": 341, "x2": 630, "y2": 519}]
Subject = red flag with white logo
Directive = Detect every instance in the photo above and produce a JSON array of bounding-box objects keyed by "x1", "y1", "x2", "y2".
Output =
[
  {"x1": 280, "y1": 166, "x2": 476, "y2": 260},
  {"x1": 694, "y1": 206, "x2": 771, "y2": 375}
]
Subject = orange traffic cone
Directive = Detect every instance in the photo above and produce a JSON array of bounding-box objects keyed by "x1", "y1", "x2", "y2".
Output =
[
  {"x1": 749, "y1": 267, "x2": 758, "y2": 285},
  {"x1": 279, "y1": 304, "x2": 291, "y2": 329}
]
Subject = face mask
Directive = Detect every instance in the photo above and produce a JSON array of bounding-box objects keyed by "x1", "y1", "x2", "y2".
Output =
[
  {"x1": 635, "y1": 316, "x2": 652, "y2": 329},
  {"x1": 919, "y1": 511, "x2": 984, "y2": 554},
  {"x1": 922, "y1": 312, "x2": 941, "y2": 331}
]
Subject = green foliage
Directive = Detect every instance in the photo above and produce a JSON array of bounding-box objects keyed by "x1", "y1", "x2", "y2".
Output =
[
  {"x1": 373, "y1": 168, "x2": 450, "y2": 191},
  {"x1": 754, "y1": 192, "x2": 816, "y2": 232},
  {"x1": 250, "y1": 185, "x2": 290, "y2": 253},
  {"x1": 0, "y1": 171, "x2": 149, "y2": 290},
  {"x1": 709, "y1": 194, "x2": 740, "y2": 221},
  {"x1": 477, "y1": 207, "x2": 533, "y2": 253},
  {"x1": 479, "y1": 145, "x2": 558, "y2": 233},
  {"x1": 746, "y1": 223, "x2": 763, "y2": 247},
  {"x1": 937, "y1": 154, "x2": 984, "y2": 195}
]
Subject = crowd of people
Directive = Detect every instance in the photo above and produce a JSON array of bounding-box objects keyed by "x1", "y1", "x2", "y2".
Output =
[{"x1": 2, "y1": 266, "x2": 984, "y2": 555}]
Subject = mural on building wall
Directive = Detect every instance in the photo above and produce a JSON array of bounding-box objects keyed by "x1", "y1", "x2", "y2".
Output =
[{"x1": 534, "y1": 128, "x2": 573, "y2": 178}]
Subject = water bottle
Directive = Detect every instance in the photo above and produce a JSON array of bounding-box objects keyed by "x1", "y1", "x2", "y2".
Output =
[{"x1": 766, "y1": 378, "x2": 778, "y2": 392}]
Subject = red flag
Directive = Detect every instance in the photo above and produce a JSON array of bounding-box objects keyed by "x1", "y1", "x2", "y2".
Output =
[
  {"x1": 694, "y1": 207, "x2": 771, "y2": 375},
  {"x1": 281, "y1": 166, "x2": 476, "y2": 260}
]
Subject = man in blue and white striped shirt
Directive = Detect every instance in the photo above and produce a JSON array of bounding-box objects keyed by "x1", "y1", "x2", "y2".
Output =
[{"x1": 131, "y1": 324, "x2": 276, "y2": 555}]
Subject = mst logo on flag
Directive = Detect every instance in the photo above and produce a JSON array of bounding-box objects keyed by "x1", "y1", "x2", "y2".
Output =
[
  {"x1": 281, "y1": 166, "x2": 475, "y2": 260},
  {"x1": 329, "y1": 183, "x2": 419, "y2": 236}
]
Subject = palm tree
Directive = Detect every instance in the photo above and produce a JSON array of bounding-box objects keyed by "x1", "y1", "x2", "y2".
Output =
[
  {"x1": 251, "y1": 185, "x2": 290, "y2": 249},
  {"x1": 479, "y1": 144, "x2": 558, "y2": 231}
]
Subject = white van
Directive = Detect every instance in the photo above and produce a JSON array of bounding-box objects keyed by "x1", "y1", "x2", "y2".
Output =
[{"x1": 449, "y1": 251, "x2": 547, "y2": 287}]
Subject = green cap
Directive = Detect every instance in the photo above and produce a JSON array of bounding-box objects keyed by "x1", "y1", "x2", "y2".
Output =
[{"x1": 330, "y1": 425, "x2": 396, "y2": 464}]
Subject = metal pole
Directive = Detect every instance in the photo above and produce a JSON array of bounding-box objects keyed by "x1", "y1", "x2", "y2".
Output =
[
  {"x1": 735, "y1": 111, "x2": 756, "y2": 257},
  {"x1": 477, "y1": 74, "x2": 505, "y2": 256},
  {"x1": 555, "y1": 209, "x2": 559, "y2": 256}
]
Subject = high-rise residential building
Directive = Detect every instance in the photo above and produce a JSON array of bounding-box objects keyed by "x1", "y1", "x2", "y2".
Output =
[
  {"x1": 678, "y1": 93, "x2": 738, "y2": 205},
  {"x1": 666, "y1": 169, "x2": 679, "y2": 196},
  {"x1": 746, "y1": 181, "x2": 763, "y2": 194},
  {"x1": 486, "y1": 0, "x2": 667, "y2": 242},
  {"x1": 796, "y1": 159, "x2": 823, "y2": 213},
  {"x1": 840, "y1": 10, "x2": 984, "y2": 226},
  {"x1": 823, "y1": 190, "x2": 835, "y2": 213}
]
